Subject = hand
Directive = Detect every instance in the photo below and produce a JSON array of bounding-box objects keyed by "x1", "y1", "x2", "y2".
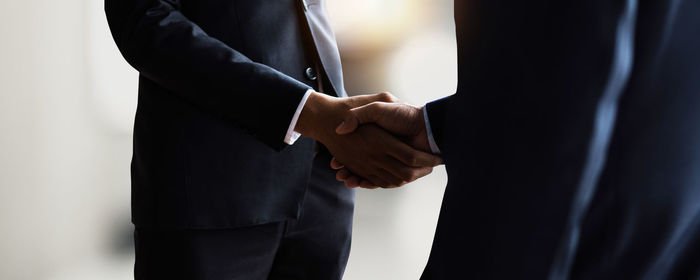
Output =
[
  {"x1": 295, "y1": 92, "x2": 442, "y2": 188},
  {"x1": 336, "y1": 102, "x2": 432, "y2": 152},
  {"x1": 331, "y1": 102, "x2": 441, "y2": 188}
]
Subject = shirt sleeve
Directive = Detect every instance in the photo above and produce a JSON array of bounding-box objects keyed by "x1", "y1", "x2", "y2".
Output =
[
  {"x1": 423, "y1": 105, "x2": 441, "y2": 154},
  {"x1": 284, "y1": 89, "x2": 314, "y2": 145}
]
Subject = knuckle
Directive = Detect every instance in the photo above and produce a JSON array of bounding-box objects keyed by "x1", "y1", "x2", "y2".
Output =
[
  {"x1": 399, "y1": 170, "x2": 413, "y2": 182},
  {"x1": 392, "y1": 177, "x2": 404, "y2": 187},
  {"x1": 397, "y1": 150, "x2": 414, "y2": 165},
  {"x1": 408, "y1": 154, "x2": 420, "y2": 167},
  {"x1": 384, "y1": 92, "x2": 399, "y2": 102},
  {"x1": 382, "y1": 178, "x2": 397, "y2": 188},
  {"x1": 368, "y1": 102, "x2": 382, "y2": 111},
  {"x1": 409, "y1": 170, "x2": 421, "y2": 182}
]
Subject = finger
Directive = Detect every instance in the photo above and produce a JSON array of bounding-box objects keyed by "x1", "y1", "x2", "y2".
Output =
[
  {"x1": 373, "y1": 167, "x2": 406, "y2": 188},
  {"x1": 387, "y1": 140, "x2": 444, "y2": 167},
  {"x1": 360, "y1": 179, "x2": 379, "y2": 189},
  {"x1": 330, "y1": 157, "x2": 345, "y2": 169},
  {"x1": 378, "y1": 154, "x2": 435, "y2": 184},
  {"x1": 335, "y1": 102, "x2": 387, "y2": 135},
  {"x1": 344, "y1": 174, "x2": 363, "y2": 188},
  {"x1": 359, "y1": 172, "x2": 393, "y2": 189},
  {"x1": 412, "y1": 166, "x2": 435, "y2": 181},
  {"x1": 376, "y1": 154, "x2": 414, "y2": 184},
  {"x1": 362, "y1": 175, "x2": 385, "y2": 189},
  {"x1": 359, "y1": 179, "x2": 378, "y2": 189},
  {"x1": 336, "y1": 168, "x2": 351, "y2": 181},
  {"x1": 335, "y1": 115, "x2": 360, "y2": 135},
  {"x1": 375, "y1": 92, "x2": 400, "y2": 103},
  {"x1": 347, "y1": 92, "x2": 400, "y2": 107},
  {"x1": 337, "y1": 166, "x2": 380, "y2": 188}
]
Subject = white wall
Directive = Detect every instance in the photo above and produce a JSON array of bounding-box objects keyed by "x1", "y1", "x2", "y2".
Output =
[{"x1": 0, "y1": 1, "x2": 133, "y2": 279}]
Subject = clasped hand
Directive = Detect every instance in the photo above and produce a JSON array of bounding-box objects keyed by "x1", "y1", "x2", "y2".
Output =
[{"x1": 295, "y1": 92, "x2": 442, "y2": 190}]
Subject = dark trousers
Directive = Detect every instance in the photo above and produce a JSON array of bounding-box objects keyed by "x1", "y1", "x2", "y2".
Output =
[{"x1": 134, "y1": 153, "x2": 355, "y2": 280}]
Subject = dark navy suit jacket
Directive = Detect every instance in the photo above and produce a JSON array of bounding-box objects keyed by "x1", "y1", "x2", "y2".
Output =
[
  {"x1": 423, "y1": 0, "x2": 700, "y2": 279},
  {"x1": 105, "y1": 0, "x2": 347, "y2": 229}
]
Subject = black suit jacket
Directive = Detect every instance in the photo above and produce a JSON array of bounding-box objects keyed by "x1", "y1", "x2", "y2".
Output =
[
  {"x1": 424, "y1": 0, "x2": 700, "y2": 279},
  {"x1": 105, "y1": 0, "x2": 346, "y2": 228}
]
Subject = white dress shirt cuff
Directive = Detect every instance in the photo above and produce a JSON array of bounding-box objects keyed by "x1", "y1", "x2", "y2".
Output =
[
  {"x1": 423, "y1": 106, "x2": 441, "y2": 154},
  {"x1": 284, "y1": 89, "x2": 314, "y2": 145}
]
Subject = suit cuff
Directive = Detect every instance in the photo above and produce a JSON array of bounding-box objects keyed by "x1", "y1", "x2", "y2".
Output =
[
  {"x1": 423, "y1": 105, "x2": 441, "y2": 154},
  {"x1": 284, "y1": 89, "x2": 314, "y2": 145}
]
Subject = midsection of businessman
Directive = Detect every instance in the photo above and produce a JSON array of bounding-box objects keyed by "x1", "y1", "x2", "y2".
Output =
[
  {"x1": 107, "y1": 0, "x2": 342, "y2": 230},
  {"x1": 106, "y1": 0, "x2": 356, "y2": 279},
  {"x1": 420, "y1": 0, "x2": 700, "y2": 279}
]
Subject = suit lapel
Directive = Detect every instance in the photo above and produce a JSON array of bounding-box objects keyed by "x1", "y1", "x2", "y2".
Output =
[{"x1": 298, "y1": 0, "x2": 347, "y2": 97}]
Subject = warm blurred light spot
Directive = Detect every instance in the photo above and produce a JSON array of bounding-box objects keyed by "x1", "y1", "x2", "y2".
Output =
[
  {"x1": 327, "y1": 0, "x2": 426, "y2": 56},
  {"x1": 326, "y1": 0, "x2": 456, "y2": 102}
]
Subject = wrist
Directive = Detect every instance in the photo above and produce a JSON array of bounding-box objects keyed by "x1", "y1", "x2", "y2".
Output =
[
  {"x1": 417, "y1": 106, "x2": 427, "y2": 132},
  {"x1": 417, "y1": 107, "x2": 430, "y2": 150},
  {"x1": 295, "y1": 91, "x2": 343, "y2": 141}
]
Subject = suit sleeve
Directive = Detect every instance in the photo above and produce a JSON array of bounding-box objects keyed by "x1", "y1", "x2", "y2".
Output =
[
  {"x1": 105, "y1": 0, "x2": 311, "y2": 150},
  {"x1": 425, "y1": 95, "x2": 455, "y2": 154}
]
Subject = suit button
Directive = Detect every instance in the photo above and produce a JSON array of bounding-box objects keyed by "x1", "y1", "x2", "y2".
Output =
[{"x1": 305, "y1": 67, "x2": 318, "y2": 81}]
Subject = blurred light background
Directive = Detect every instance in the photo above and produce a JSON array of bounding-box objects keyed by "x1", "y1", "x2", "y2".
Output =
[{"x1": 0, "y1": 0, "x2": 456, "y2": 279}]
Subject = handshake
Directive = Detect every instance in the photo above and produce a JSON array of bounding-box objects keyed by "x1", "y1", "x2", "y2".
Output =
[{"x1": 295, "y1": 91, "x2": 443, "y2": 189}]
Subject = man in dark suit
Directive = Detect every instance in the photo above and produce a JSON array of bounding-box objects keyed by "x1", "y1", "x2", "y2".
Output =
[
  {"x1": 335, "y1": 0, "x2": 700, "y2": 278},
  {"x1": 105, "y1": 0, "x2": 441, "y2": 279}
]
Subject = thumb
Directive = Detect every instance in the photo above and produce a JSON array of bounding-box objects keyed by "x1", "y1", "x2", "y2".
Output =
[
  {"x1": 375, "y1": 92, "x2": 400, "y2": 103},
  {"x1": 335, "y1": 102, "x2": 384, "y2": 135},
  {"x1": 346, "y1": 92, "x2": 400, "y2": 108},
  {"x1": 335, "y1": 112, "x2": 360, "y2": 135}
]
